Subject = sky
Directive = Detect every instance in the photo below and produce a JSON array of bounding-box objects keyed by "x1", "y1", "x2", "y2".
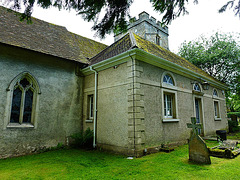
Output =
[{"x1": 2, "y1": 0, "x2": 240, "y2": 53}]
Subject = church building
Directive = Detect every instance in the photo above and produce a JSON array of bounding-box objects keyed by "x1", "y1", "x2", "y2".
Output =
[{"x1": 0, "y1": 6, "x2": 228, "y2": 158}]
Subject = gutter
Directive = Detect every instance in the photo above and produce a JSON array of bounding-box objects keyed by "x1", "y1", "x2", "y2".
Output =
[
  {"x1": 89, "y1": 66, "x2": 98, "y2": 148},
  {"x1": 82, "y1": 49, "x2": 227, "y2": 90}
]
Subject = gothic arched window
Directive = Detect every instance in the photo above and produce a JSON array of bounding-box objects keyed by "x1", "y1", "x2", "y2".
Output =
[{"x1": 8, "y1": 72, "x2": 40, "y2": 126}]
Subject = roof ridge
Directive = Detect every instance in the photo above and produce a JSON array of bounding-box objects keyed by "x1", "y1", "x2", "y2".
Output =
[
  {"x1": 129, "y1": 32, "x2": 138, "y2": 48},
  {"x1": 89, "y1": 33, "x2": 133, "y2": 65},
  {"x1": 0, "y1": 5, "x2": 107, "y2": 64},
  {"x1": 133, "y1": 33, "x2": 224, "y2": 85}
]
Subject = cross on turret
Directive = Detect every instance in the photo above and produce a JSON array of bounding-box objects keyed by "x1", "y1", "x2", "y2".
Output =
[{"x1": 187, "y1": 117, "x2": 202, "y2": 135}]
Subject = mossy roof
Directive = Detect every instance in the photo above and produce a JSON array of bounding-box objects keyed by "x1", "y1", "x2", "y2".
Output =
[
  {"x1": 90, "y1": 32, "x2": 221, "y2": 83},
  {"x1": 0, "y1": 6, "x2": 107, "y2": 64},
  {"x1": 133, "y1": 33, "x2": 219, "y2": 82}
]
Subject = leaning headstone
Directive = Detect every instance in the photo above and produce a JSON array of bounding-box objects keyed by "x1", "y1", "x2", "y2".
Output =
[{"x1": 187, "y1": 117, "x2": 211, "y2": 164}]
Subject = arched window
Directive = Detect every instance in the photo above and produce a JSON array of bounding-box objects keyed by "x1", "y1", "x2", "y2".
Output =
[
  {"x1": 163, "y1": 74, "x2": 174, "y2": 86},
  {"x1": 193, "y1": 83, "x2": 201, "y2": 92},
  {"x1": 162, "y1": 72, "x2": 178, "y2": 121},
  {"x1": 7, "y1": 72, "x2": 40, "y2": 126},
  {"x1": 213, "y1": 89, "x2": 218, "y2": 97}
]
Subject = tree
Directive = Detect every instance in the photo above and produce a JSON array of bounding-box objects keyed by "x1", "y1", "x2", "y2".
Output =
[
  {"x1": 1, "y1": 0, "x2": 240, "y2": 38},
  {"x1": 178, "y1": 32, "x2": 240, "y2": 111}
]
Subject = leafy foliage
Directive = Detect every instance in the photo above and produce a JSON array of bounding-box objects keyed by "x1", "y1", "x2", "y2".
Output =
[
  {"x1": 228, "y1": 120, "x2": 240, "y2": 132},
  {"x1": 71, "y1": 128, "x2": 93, "y2": 149},
  {"x1": 178, "y1": 32, "x2": 240, "y2": 113},
  {"x1": 227, "y1": 91, "x2": 240, "y2": 112},
  {"x1": 2, "y1": 0, "x2": 240, "y2": 38},
  {"x1": 178, "y1": 32, "x2": 240, "y2": 90}
]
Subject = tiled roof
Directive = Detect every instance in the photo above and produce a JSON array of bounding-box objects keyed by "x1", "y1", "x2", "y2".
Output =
[
  {"x1": 89, "y1": 32, "x2": 221, "y2": 83},
  {"x1": 132, "y1": 34, "x2": 218, "y2": 82},
  {"x1": 89, "y1": 33, "x2": 133, "y2": 65},
  {"x1": 0, "y1": 6, "x2": 107, "y2": 64}
]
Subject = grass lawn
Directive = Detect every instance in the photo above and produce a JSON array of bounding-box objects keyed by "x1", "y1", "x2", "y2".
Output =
[
  {"x1": 228, "y1": 132, "x2": 240, "y2": 140},
  {"x1": 0, "y1": 140, "x2": 240, "y2": 179}
]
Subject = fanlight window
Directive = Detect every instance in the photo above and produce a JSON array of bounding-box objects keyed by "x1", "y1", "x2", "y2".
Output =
[
  {"x1": 163, "y1": 74, "x2": 174, "y2": 86},
  {"x1": 10, "y1": 77, "x2": 35, "y2": 124},
  {"x1": 213, "y1": 89, "x2": 218, "y2": 97},
  {"x1": 194, "y1": 83, "x2": 201, "y2": 92}
]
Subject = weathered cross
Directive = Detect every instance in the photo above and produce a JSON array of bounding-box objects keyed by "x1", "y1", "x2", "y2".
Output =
[{"x1": 187, "y1": 117, "x2": 202, "y2": 135}]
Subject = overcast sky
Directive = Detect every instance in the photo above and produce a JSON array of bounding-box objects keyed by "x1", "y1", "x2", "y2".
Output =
[{"x1": 3, "y1": 0, "x2": 240, "y2": 53}]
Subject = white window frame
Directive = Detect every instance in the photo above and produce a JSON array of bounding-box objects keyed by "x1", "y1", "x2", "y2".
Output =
[
  {"x1": 88, "y1": 94, "x2": 94, "y2": 120},
  {"x1": 161, "y1": 89, "x2": 179, "y2": 122},
  {"x1": 193, "y1": 83, "x2": 202, "y2": 92},
  {"x1": 212, "y1": 89, "x2": 221, "y2": 121},
  {"x1": 213, "y1": 100, "x2": 221, "y2": 121},
  {"x1": 213, "y1": 89, "x2": 218, "y2": 97},
  {"x1": 5, "y1": 72, "x2": 40, "y2": 128},
  {"x1": 161, "y1": 72, "x2": 179, "y2": 122},
  {"x1": 161, "y1": 72, "x2": 177, "y2": 88},
  {"x1": 164, "y1": 93, "x2": 173, "y2": 119}
]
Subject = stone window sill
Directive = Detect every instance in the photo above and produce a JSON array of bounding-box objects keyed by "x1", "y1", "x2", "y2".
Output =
[
  {"x1": 192, "y1": 90, "x2": 204, "y2": 96},
  {"x1": 163, "y1": 119, "x2": 180, "y2": 123},
  {"x1": 85, "y1": 119, "x2": 93, "y2": 123},
  {"x1": 214, "y1": 118, "x2": 221, "y2": 121},
  {"x1": 7, "y1": 123, "x2": 34, "y2": 129}
]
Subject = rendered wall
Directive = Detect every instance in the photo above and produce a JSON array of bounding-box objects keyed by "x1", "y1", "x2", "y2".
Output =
[
  {"x1": 83, "y1": 63, "x2": 129, "y2": 154},
  {"x1": 0, "y1": 44, "x2": 83, "y2": 158},
  {"x1": 137, "y1": 60, "x2": 227, "y2": 147}
]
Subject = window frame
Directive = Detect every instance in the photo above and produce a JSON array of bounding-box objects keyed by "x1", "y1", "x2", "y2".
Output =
[
  {"x1": 161, "y1": 72, "x2": 176, "y2": 88},
  {"x1": 88, "y1": 94, "x2": 94, "y2": 120},
  {"x1": 213, "y1": 89, "x2": 218, "y2": 97},
  {"x1": 212, "y1": 88, "x2": 221, "y2": 121},
  {"x1": 192, "y1": 83, "x2": 204, "y2": 96},
  {"x1": 164, "y1": 92, "x2": 174, "y2": 119},
  {"x1": 5, "y1": 72, "x2": 40, "y2": 128},
  {"x1": 156, "y1": 35, "x2": 160, "y2": 46},
  {"x1": 193, "y1": 83, "x2": 201, "y2": 92},
  {"x1": 161, "y1": 72, "x2": 179, "y2": 122},
  {"x1": 162, "y1": 89, "x2": 179, "y2": 122}
]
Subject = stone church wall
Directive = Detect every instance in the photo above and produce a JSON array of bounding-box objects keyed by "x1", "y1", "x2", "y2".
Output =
[{"x1": 0, "y1": 44, "x2": 83, "y2": 159}]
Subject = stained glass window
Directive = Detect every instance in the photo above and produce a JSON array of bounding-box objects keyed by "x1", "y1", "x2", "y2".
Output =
[
  {"x1": 10, "y1": 87, "x2": 22, "y2": 123},
  {"x1": 10, "y1": 77, "x2": 35, "y2": 124},
  {"x1": 20, "y1": 78, "x2": 30, "y2": 88},
  {"x1": 23, "y1": 89, "x2": 33, "y2": 123}
]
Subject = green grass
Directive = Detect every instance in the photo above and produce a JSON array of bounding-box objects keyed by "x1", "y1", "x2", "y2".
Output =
[
  {"x1": 0, "y1": 141, "x2": 240, "y2": 180},
  {"x1": 228, "y1": 131, "x2": 240, "y2": 140}
]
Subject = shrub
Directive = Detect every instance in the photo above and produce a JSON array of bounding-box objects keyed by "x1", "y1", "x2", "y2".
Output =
[
  {"x1": 71, "y1": 128, "x2": 93, "y2": 149},
  {"x1": 228, "y1": 120, "x2": 240, "y2": 133}
]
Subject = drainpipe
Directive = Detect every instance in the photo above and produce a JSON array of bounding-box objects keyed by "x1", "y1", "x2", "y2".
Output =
[{"x1": 90, "y1": 66, "x2": 98, "y2": 148}]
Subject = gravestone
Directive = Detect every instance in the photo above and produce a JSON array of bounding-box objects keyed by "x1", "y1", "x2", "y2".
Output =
[{"x1": 187, "y1": 117, "x2": 211, "y2": 164}]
